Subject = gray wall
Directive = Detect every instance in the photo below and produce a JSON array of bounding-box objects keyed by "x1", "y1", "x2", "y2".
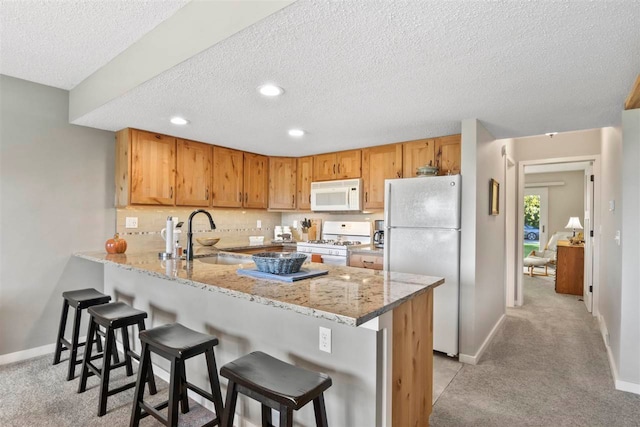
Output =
[
  {"x1": 459, "y1": 119, "x2": 506, "y2": 362},
  {"x1": 619, "y1": 109, "x2": 640, "y2": 386},
  {"x1": 525, "y1": 171, "x2": 585, "y2": 237},
  {"x1": 0, "y1": 75, "x2": 115, "y2": 356}
]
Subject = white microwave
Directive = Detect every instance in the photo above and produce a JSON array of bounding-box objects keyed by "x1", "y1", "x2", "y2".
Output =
[{"x1": 310, "y1": 178, "x2": 363, "y2": 212}]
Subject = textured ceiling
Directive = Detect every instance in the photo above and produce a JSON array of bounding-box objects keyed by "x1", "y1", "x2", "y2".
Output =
[
  {"x1": 0, "y1": 0, "x2": 189, "y2": 89},
  {"x1": 3, "y1": 1, "x2": 640, "y2": 156}
]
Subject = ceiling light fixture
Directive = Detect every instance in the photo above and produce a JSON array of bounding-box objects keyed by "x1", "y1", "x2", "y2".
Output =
[
  {"x1": 288, "y1": 129, "x2": 305, "y2": 137},
  {"x1": 258, "y1": 84, "x2": 284, "y2": 97},
  {"x1": 170, "y1": 117, "x2": 189, "y2": 125},
  {"x1": 545, "y1": 132, "x2": 558, "y2": 138}
]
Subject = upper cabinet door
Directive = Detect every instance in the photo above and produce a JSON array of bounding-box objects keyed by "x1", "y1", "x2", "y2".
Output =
[
  {"x1": 435, "y1": 134, "x2": 461, "y2": 175},
  {"x1": 244, "y1": 153, "x2": 269, "y2": 209},
  {"x1": 362, "y1": 144, "x2": 402, "y2": 209},
  {"x1": 130, "y1": 130, "x2": 176, "y2": 205},
  {"x1": 212, "y1": 146, "x2": 243, "y2": 207},
  {"x1": 403, "y1": 138, "x2": 436, "y2": 178},
  {"x1": 269, "y1": 157, "x2": 297, "y2": 210},
  {"x1": 313, "y1": 153, "x2": 336, "y2": 181},
  {"x1": 176, "y1": 139, "x2": 212, "y2": 207},
  {"x1": 297, "y1": 156, "x2": 313, "y2": 210},
  {"x1": 336, "y1": 149, "x2": 361, "y2": 179},
  {"x1": 313, "y1": 150, "x2": 362, "y2": 181}
]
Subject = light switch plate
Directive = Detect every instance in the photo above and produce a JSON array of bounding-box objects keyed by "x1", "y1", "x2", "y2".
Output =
[
  {"x1": 125, "y1": 217, "x2": 138, "y2": 229},
  {"x1": 257, "y1": 220, "x2": 262, "y2": 228}
]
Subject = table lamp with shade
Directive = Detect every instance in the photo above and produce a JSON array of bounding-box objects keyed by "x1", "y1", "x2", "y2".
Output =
[{"x1": 565, "y1": 217, "x2": 583, "y2": 242}]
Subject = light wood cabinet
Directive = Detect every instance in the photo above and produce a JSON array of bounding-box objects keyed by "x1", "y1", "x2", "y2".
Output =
[
  {"x1": 362, "y1": 144, "x2": 402, "y2": 209},
  {"x1": 130, "y1": 130, "x2": 176, "y2": 205},
  {"x1": 297, "y1": 156, "x2": 313, "y2": 210},
  {"x1": 212, "y1": 146, "x2": 243, "y2": 208},
  {"x1": 435, "y1": 134, "x2": 461, "y2": 175},
  {"x1": 555, "y1": 242, "x2": 584, "y2": 296},
  {"x1": 269, "y1": 157, "x2": 297, "y2": 210},
  {"x1": 403, "y1": 138, "x2": 436, "y2": 178},
  {"x1": 243, "y1": 153, "x2": 269, "y2": 209},
  {"x1": 349, "y1": 253, "x2": 384, "y2": 270},
  {"x1": 176, "y1": 139, "x2": 211, "y2": 207},
  {"x1": 312, "y1": 149, "x2": 361, "y2": 181}
]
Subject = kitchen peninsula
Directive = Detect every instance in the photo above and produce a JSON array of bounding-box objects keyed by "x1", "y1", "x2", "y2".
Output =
[{"x1": 76, "y1": 251, "x2": 443, "y2": 426}]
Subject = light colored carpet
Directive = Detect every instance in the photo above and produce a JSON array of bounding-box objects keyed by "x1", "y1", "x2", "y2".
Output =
[
  {"x1": 431, "y1": 274, "x2": 640, "y2": 426},
  {"x1": 0, "y1": 353, "x2": 216, "y2": 426}
]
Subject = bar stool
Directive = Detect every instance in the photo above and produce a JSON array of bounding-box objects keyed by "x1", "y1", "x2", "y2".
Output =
[
  {"x1": 53, "y1": 288, "x2": 111, "y2": 380},
  {"x1": 130, "y1": 323, "x2": 225, "y2": 427},
  {"x1": 220, "y1": 351, "x2": 332, "y2": 427},
  {"x1": 78, "y1": 301, "x2": 158, "y2": 416}
]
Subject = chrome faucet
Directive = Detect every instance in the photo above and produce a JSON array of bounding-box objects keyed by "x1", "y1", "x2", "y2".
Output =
[{"x1": 185, "y1": 209, "x2": 216, "y2": 261}]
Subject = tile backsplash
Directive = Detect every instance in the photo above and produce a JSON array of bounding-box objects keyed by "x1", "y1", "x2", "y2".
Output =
[
  {"x1": 115, "y1": 207, "x2": 384, "y2": 252},
  {"x1": 116, "y1": 207, "x2": 282, "y2": 252}
]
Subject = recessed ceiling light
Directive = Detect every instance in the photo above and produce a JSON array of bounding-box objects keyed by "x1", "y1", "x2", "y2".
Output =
[
  {"x1": 170, "y1": 117, "x2": 189, "y2": 125},
  {"x1": 258, "y1": 84, "x2": 284, "y2": 97},
  {"x1": 288, "y1": 129, "x2": 305, "y2": 137}
]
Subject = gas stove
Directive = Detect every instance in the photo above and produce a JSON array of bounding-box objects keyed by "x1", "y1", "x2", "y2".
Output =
[{"x1": 297, "y1": 221, "x2": 371, "y2": 265}]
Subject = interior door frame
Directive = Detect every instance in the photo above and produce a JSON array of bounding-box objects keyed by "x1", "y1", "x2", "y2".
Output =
[
  {"x1": 583, "y1": 163, "x2": 595, "y2": 312},
  {"x1": 515, "y1": 155, "x2": 601, "y2": 315}
]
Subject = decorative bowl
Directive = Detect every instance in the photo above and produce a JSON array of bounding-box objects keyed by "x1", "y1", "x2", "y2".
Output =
[
  {"x1": 252, "y1": 252, "x2": 307, "y2": 275},
  {"x1": 416, "y1": 165, "x2": 439, "y2": 176},
  {"x1": 196, "y1": 237, "x2": 220, "y2": 246}
]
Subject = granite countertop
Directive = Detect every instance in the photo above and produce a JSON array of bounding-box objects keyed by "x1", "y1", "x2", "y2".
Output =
[{"x1": 76, "y1": 250, "x2": 443, "y2": 327}]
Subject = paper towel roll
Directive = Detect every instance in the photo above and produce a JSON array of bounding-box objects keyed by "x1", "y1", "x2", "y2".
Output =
[{"x1": 165, "y1": 217, "x2": 174, "y2": 254}]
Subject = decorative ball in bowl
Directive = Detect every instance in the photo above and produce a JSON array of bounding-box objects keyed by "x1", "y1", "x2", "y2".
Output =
[
  {"x1": 196, "y1": 237, "x2": 220, "y2": 246},
  {"x1": 252, "y1": 252, "x2": 307, "y2": 275}
]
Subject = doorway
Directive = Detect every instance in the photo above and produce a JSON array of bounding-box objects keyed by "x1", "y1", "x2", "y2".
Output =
[{"x1": 514, "y1": 156, "x2": 600, "y2": 313}]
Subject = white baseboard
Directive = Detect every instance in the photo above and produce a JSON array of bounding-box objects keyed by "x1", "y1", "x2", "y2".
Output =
[
  {"x1": 458, "y1": 314, "x2": 506, "y2": 365},
  {"x1": 597, "y1": 315, "x2": 640, "y2": 396},
  {"x1": 0, "y1": 342, "x2": 57, "y2": 365}
]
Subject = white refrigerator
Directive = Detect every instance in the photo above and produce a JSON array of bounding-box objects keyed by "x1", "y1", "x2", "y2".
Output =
[{"x1": 383, "y1": 175, "x2": 461, "y2": 356}]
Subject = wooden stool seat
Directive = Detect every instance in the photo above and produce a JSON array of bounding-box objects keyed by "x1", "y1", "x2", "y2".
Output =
[
  {"x1": 139, "y1": 322, "x2": 219, "y2": 359},
  {"x1": 53, "y1": 288, "x2": 111, "y2": 380},
  {"x1": 220, "y1": 351, "x2": 331, "y2": 427},
  {"x1": 78, "y1": 302, "x2": 157, "y2": 416},
  {"x1": 130, "y1": 323, "x2": 224, "y2": 427}
]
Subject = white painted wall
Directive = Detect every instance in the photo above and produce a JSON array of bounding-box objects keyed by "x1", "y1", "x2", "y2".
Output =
[
  {"x1": 0, "y1": 75, "x2": 115, "y2": 356},
  {"x1": 598, "y1": 126, "x2": 623, "y2": 379},
  {"x1": 459, "y1": 119, "x2": 506, "y2": 363},
  {"x1": 619, "y1": 110, "x2": 640, "y2": 389},
  {"x1": 513, "y1": 128, "x2": 602, "y2": 161}
]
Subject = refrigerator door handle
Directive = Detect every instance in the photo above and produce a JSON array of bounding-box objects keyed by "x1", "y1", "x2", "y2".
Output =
[{"x1": 384, "y1": 183, "x2": 391, "y2": 228}]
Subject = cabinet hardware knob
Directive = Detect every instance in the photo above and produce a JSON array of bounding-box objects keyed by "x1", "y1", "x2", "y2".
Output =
[
  {"x1": 337, "y1": 164, "x2": 341, "y2": 174},
  {"x1": 170, "y1": 187, "x2": 173, "y2": 198},
  {"x1": 333, "y1": 164, "x2": 336, "y2": 174},
  {"x1": 365, "y1": 192, "x2": 368, "y2": 202},
  {"x1": 206, "y1": 188, "x2": 209, "y2": 200},
  {"x1": 292, "y1": 194, "x2": 295, "y2": 206},
  {"x1": 239, "y1": 192, "x2": 242, "y2": 202},
  {"x1": 245, "y1": 193, "x2": 248, "y2": 204}
]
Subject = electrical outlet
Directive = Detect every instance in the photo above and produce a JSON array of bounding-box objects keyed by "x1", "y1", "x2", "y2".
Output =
[
  {"x1": 319, "y1": 327, "x2": 331, "y2": 353},
  {"x1": 125, "y1": 217, "x2": 138, "y2": 228},
  {"x1": 172, "y1": 217, "x2": 179, "y2": 224},
  {"x1": 293, "y1": 220, "x2": 298, "y2": 228},
  {"x1": 257, "y1": 220, "x2": 262, "y2": 228}
]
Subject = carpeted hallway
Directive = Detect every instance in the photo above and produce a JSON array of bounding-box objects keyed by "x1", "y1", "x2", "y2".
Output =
[{"x1": 431, "y1": 274, "x2": 640, "y2": 426}]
